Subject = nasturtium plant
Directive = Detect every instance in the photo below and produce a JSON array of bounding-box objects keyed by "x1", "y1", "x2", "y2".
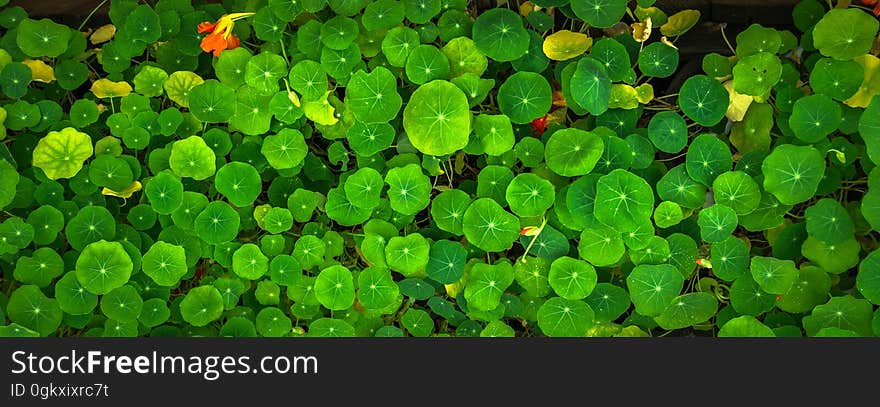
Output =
[{"x1": 0, "y1": 0, "x2": 877, "y2": 338}]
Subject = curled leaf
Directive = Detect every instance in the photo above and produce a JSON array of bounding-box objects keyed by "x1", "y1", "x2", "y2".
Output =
[
  {"x1": 660, "y1": 10, "x2": 701, "y2": 37},
  {"x1": 635, "y1": 83, "x2": 654, "y2": 104},
  {"x1": 543, "y1": 30, "x2": 592, "y2": 61},
  {"x1": 89, "y1": 24, "x2": 116, "y2": 44},
  {"x1": 843, "y1": 54, "x2": 880, "y2": 108},
  {"x1": 101, "y1": 181, "x2": 143, "y2": 199},
  {"x1": 723, "y1": 80, "x2": 753, "y2": 122},
  {"x1": 303, "y1": 91, "x2": 340, "y2": 126},
  {"x1": 90, "y1": 78, "x2": 132, "y2": 98},
  {"x1": 632, "y1": 17, "x2": 652, "y2": 42},
  {"x1": 22, "y1": 59, "x2": 55, "y2": 83}
]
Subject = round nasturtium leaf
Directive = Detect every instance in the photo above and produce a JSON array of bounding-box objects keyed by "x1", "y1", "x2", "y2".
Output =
[
  {"x1": 571, "y1": 0, "x2": 627, "y2": 29},
  {"x1": 548, "y1": 256, "x2": 597, "y2": 300},
  {"x1": 654, "y1": 201, "x2": 683, "y2": 228},
  {"x1": 16, "y1": 18, "x2": 72, "y2": 58},
  {"x1": 789, "y1": 94, "x2": 841, "y2": 143},
  {"x1": 163, "y1": 71, "x2": 204, "y2": 107},
  {"x1": 570, "y1": 57, "x2": 612, "y2": 116},
  {"x1": 472, "y1": 114, "x2": 514, "y2": 156},
  {"x1": 655, "y1": 292, "x2": 718, "y2": 330},
  {"x1": 315, "y1": 265, "x2": 355, "y2": 311},
  {"x1": 712, "y1": 171, "x2": 761, "y2": 216},
  {"x1": 464, "y1": 262, "x2": 514, "y2": 311},
  {"x1": 7, "y1": 285, "x2": 62, "y2": 336},
  {"x1": 626, "y1": 264, "x2": 685, "y2": 317},
  {"x1": 307, "y1": 318, "x2": 355, "y2": 337},
  {"x1": 442, "y1": 36, "x2": 488, "y2": 77},
  {"x1": 426, "y1": 240, "x2": 467, "y2": 284},
  {"x1": 169, "y1": 136, "x2": 216, "y2": 181},
  {"x1": 381, "y1": 26, "x2": 420, "y2": 67},
  {"x1": 88, "y1": 154, "x2": 133, "y2": 191},
  {"x1": 804, "y1": 198, "x2": 854, "y2": 245},
  {"x1": 711, "y1": 236, "x2": 750, "y2": 281},
  {"x1": 357, "y1": 266, "x2": 399, "y2": 310},
  {"x1": 401, "y1": 308, "x2": 434, "y2": 337},
  {"x1": 802, "y1": 295, "x2": 873, "y2": 337},
  {"x1": 195, "y1": 201, "x2": 241, "y2": 245},
  {"x1": 594, "y1": 169, "x2": 655, "y2": 232},
  {"x1": 812, "y1": 9, "x2": 879, "y2": 61},
  {"x1": 100, "y1": 285, "x2": 143, "y2": 323},
  {"x1": 678, "y1": 75, "x2": 729, "y2": 126},
  {"x1": 749, "y1": 256, "x2": 798, "y2": 295},
  {"x1": 344, "y1": 167, "x2": 383, "y2": 209},
  {"x1": 75, "y1": 240, "x2": 134, "y2": 295},
  {"x1": 385, "y1": 233, "x2": 430, "y2": 277},
  {"x1": 761, "y1": 144, "x2": 826, "y2": 205},
  {"x1": 544, "y1": 128, "x2": 604, "y2": 177},
  {"x1": 638, "y1": 42, "x2": 679, "y2": 78},
  {"x1": 32, "y1": 127, "x2": 93, "y2": 180},
  {"x1": 54, "y1": 271, "x2": 98, "y2": 315},
  {"x1": 345, "y1": 66, "x2": 402, "y2": 123},
  {"x1": 537, "y1": 297, "x2": 594, "y2": 337},
  {"x1": 505, "y1": 173, "x2": 555, "y2": 217},
  {"x1": 462, "y1": 198, "x2": 520, "y2": 253},
  {"x1": 647, "y1": 111, "x2": 688, "y2": 153},
  {"x1": 858, "y1": 249, "x2": 880, "y2": 305},
  {"x1": 385, "y1": 164, "x2": 432, "y2": 216},
  {"x1": 776, "y1": 266, "x2": 832, "y2": 313},
  {"x1": 718, "y1": 315, "x2": 775, "y2": 337},
  {"x1": 732, "y1": 52, "x2": 782, "y2": 97},
  {"x1": 362, "y1": 0, "x2": 405, "y2": 31},
  {"x1": 584, "y1": 283, "x2": 630, "y2": 322},
  {"x1": 497, "y1": 71, "x2": 552, "y2": 125},
  {"x1": 187, "y1": 80, "x2": 235, "y2": 123},
  {"x1": 232, "y1": 243, "x2": 269, "y2": 280},
  {"x1": 810, "y1": 58, "x2": 863, "y2": 101},
  {"x1": 13, "y1": 247, "x2": 63, "y2": 288},
  {"x1": 215, "y1": 162, "x2": 262, "y2": 207},
  {"x1": 578, "y1": 224, "x2": 626, "y2": 267},
  {"x1": 180, "y1": 286, "x2": 224, "y2": 327},
  {"x1": 698, "y1": 204, "x2": 738, "y2": 243},
  {"x1": 685, "y1": 134, "x2": 732, "y2": 186},
  {"x1": 262, "y1": 129, "x2": 307, "y2": 170},
  {"x1": 325, "y1": 187, "x2": 372, "y2": 227},
  {"x1": 64, "y1": 206, "x2": 116, "y2": 251},
  {"x1": 402, "y1": 80, "x2": 471, "y2": 156},
  {"x1": 145, "y1": 171, "x2": 184, "y2": 215},
  {"x1": 142, "y1": 241, "x2": 188, "y2": 287},
  {"x1": 471, "y1": 8, "x2": 529, "y2": 62},
  {"x1": 431, "y1": 189, "x2": 471, "y2": 235},
  {"x1": 405, "y1": 44, "x2": 450, "y2": 85}
]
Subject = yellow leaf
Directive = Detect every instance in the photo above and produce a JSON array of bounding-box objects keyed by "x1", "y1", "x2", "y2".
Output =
[
  {"x1": 303, "y1": 91, "x2": 339, "y2": 126},
  {"x1": 843, "y1": 54, "x2": 880, "y2": 108},
  {"x1": 519, "y1": 1, "x2": 539, "y2": 17},
  {"x1": 89, "y1": 24, "x2": 116, "y2": 44},
  {"x1": 660, "y1": 10, "x2": 701, "y2": 37},
  {"x1": 723, "y1": 80, "x2": 754, "y2": 122},
  {"x1": 90, "y1": 78, "x2": 133, "y2": 98},
  {"x1": 632, "y1": 17, "x2": 652, "y2": 42},
  {"x1": 661, "y1": 36, "x2": 678, "y2": 50},
  {"x1": 288, "y1": 90, "x2": 301, "y2": 108},
  {"x1": 101, "y1": 181, "x2": 142, "y2": 199},
  {"x1": 0, "y1": 49, "x2": 12, "y2": 71},
  {"x1": 608, "y1": 84, "x2": 640, "y2": 109},
  {"x1": 635, "y1": 83, "x2": 654, "y2": 104},
  {"x1": 444, "y1": 279, "x2": 465, "y2": 298},
  {"x1": 543, "y1": 30, "x2": 593, "y2": 61},
  {"x1": 22, "y1": 59, "x2": 55, "y2": 83}
]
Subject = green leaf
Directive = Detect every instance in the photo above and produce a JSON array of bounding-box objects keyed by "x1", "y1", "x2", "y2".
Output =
[
  {"x1": 497, "y1": 71, "x2": 552, "y2": 124},
  {"x1": 677, "y1": 75, "x2": 729, "y2": 126},
  {"x1": 537, "y1": 297, "x2": 594, "y2": 337},
  {"x1": 32, "y1": 127, "x2": 93, "y2": 180},
  {"x1": 315, "y1": 265, "x2": 356, "y2": 310},
  {"x1": 544, "y1": 128, "x2": 604, "y2": 177},
  {"x1": 180, "y1": 286, "x2": 224, "y2": 327},
  {"x1": 169, "y1": 136, "x2": 216, "y2": 180},
  {"x1": 749, "y1": 256, "x2": 797, "y2": 295},
  {"x1": 462, "y1": 198, "x2": 520, "y2": 253},
  {"x1": 802, "y1": 295, "x2": 873, "y2": 337},
  {"x1": 571, "y1": 0, "x2": 627, "y2": 29},
  {"x1": 570, "y1": 57, "x2": 612, "y2": 116},
  {"x1": 732, "y1": 52, "x2": 782, "y2": 97},
  {"x1": 548, "y1": 257, "x2": 597, "y2": 300},
  {"x1": 472, "y1": 8, "x2": 529, "y2": 62},
  {"x1": 6, "y1": 285, "x2": 62, "y2": 336},
  {"x1": 655, "y1": 292, "x2": 718, "y2": 330},
  {"x1": 345, "y1": 66, "x2": 402, "y2": 123},
  {"x1": 761, "y1": 144, "x2": 826, "y2": 205},
  {"x1": 789, "y1": 94, "x2": 841, "y2": 143},
  {"x1": 626, "y1": 264, "x2": 684, "y2": 317},
  {"x1": 75, "y1": 240, "x2": 133, "y2": 295},
  {"x1": 16, "y1": 18, "x2": 71, "y2": 57},
  {"x1": 594, "y1": 169, "x2": 655, "y2": 232},
  {"x1": 812, "y1": 9, "x2": 878, "y2": 61},
  {"x1": 402, "y1": 80, "x2": 471, "y2": 156},
  {"x1": 718, "y1": 315, "x2": 775, "y2": 337}
]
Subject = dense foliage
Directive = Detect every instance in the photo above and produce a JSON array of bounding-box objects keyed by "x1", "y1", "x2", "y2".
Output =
[{"x1": 1, "y1": 0, "x2": 880, "y2": 337}]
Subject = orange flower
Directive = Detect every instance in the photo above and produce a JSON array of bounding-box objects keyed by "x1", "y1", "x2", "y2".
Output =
[
  {"x1": 863, "y1": 0, "x2": 880, "y2": 16},
  {"x1": 198, "y1": 12, "x2": 254, "y2": 57}
]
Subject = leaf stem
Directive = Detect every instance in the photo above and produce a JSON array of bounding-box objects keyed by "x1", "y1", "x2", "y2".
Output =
[{"x1": 77, "y1": 0, "x2": 109, "y2": 32}]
